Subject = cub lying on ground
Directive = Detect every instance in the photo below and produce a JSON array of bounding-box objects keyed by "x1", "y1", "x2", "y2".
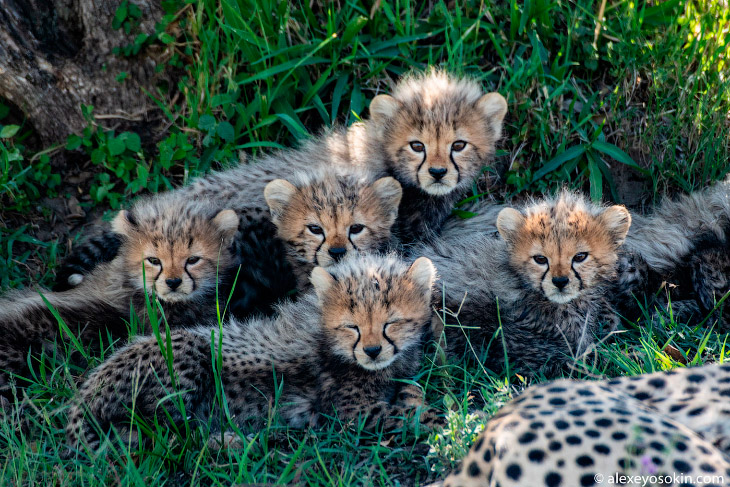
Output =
[
  {"x1": 0, "y1": 194, "x2": 239, "y2": 397},
  {"x1": 416, "y1": 191, "x2": 631, "y2": 376},
  {"x1": 66, "y1": 254, "x2": 440, "y2": 452},
  {"x1": 624, "y1": 179, "x2": 730, "y2": 326}
]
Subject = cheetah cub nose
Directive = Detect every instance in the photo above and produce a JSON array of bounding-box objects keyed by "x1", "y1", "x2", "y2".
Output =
[
  {"x1": 552, "y1": 276, "x2": 569, "y2": 290},
  {"x1": 364, "y1": 345, "x2": 382, "y2": 359},
  {"x1": 328, "y1": 247, "x2": 347, "y2": 261},
  {"x1": 166, "y1": 277, "x2": 183, "y2": 290},
  {"x1": 428, "y1": 167, "x2": 448, "y2": 181}
]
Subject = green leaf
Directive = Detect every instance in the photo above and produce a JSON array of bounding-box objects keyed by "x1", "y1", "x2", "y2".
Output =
[
  {"x1": 198, "y1": 115, "x2": 217, "y2": 132},
  {"x1": 451, "y1": 209, "x2": 478, "y2": 219},
  {"x1": 65, "y1": 135, "x2": 82, "y2": 150},
  {"x1": 0, "y1": 125, "x2": 20, "y2": 138},
  {"x1": 128, "y1": 2, "x2": 142, "y2": 19},
  {"x1": 342, "y1": 16, "x2": 368, "y2": 45},
  {"x1": 108, "y1": 137, "x2": 126, "y2": 156},
  {"x1": 275, "y1": 113, "x2": 308, "y2": 139},
  {"x1": 592, "y1": 141, "x2": 649, "y2": 175},
  {"x1": 532, "y1": 145, "x2": 587, "y2": 182},
  {"x1": 587, "y1": 154, "x2": 603, "y2": 202},
  {"x1": 91, "y1": 148, "x2": 106, "y2": 164},
  {"x1": 216, "y1": 122, "x2": 235, "y2": 142},
  {"x1": 124, "y1": 132, "x2": 142, "y2": 152},
  {"x1": 112, "y1": 1, "x2": 128, "y2": 30}
]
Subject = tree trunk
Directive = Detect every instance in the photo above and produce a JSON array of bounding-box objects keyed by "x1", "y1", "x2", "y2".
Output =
[{"x1": 0, "y1": 0, "x2": 167, "y2": 145}]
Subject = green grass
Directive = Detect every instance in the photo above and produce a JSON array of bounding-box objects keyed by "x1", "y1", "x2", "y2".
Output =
[{"x1": 1, "y1": 0, "x2": 730, "y2": 485}]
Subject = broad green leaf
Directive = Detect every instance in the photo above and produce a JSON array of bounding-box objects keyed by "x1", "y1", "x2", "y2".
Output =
[
  {"x1": 592, "y1": 141, "x2": 650, "y2": 175},
  {"x1": 198, "y1": 115, "x2": 217, "y2": 131},
  {"x1": 112, "y1": 2, "x2": 128, "y2": 30},
  {"x1": 108, "y1": 137, "x2": 126, "y2": 156},
  {"x1": 0, "y1": 125, "x2": 20, "y2": 138},
  {"x1": 532, "y1": 144, "x2": 587, "y2": 181},
  {"x1": 217, "y1": 122, "x2": 235, "y2": 142},
  {"x1": 91, "y1": 148, "x2": 106, "y2": 164},
  {"x1": 124, "y1": 132, "x2": 142, "y2": 152},
  {"x1": 275, "y1": 113, "x2": 309, "y2": 138}
]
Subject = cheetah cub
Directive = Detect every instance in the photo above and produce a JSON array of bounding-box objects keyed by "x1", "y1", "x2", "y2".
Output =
[
  {"x1": 0, "y1": 194, "x2": 239, "y2": 396},
  {"x1": 368, "y1": 69, "x2": 507, "y2": 238},
  {"x1": 263, "y1": 169, "x2": 402, "y2": 289},
  {"x1": 445, "y1": 363, "x2": 730, "y2": 487},
  {"x1": 624, "y1": 179, "x2": 730, "y2": 326},
  {"x1": 417, "y1": 191, "x2": 632, "y2": 375},
  {"x1": 66, "y1": 254, "x2": 439, "y2": 451}
]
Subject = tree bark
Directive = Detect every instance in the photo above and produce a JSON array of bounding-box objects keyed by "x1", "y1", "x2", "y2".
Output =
[{"x1": 0, "y1": 0, "x2": 167, "y2": 145}]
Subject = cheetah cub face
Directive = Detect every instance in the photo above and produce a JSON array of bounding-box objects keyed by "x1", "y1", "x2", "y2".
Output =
[
  {"x1": 265, "y1": 172, "x2": 402, "y2": 270},
  {"x1": 497, "y1": 192, "x2": 631, "y2": 304},
  {"x1": 113, "y1": 197, "x2": 239, "y2": 302},
  {"x1": 310, "y1": 255, "x2": 436, "y2": 371},
  {"x1": 369, "y1": 70, "x2": 507, "y2": 196}
]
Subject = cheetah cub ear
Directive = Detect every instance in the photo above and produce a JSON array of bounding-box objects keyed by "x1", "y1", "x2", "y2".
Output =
[
  {"x1": 369, "y1": 94, "x2": 400, "y2": 122},
  {"x1": 478, "y1": 92, "x2": 508, "y2": 139},
  {"x1": 370, "y1": 177, "x2": 403, "y2": 221},
  {"x1": 310, "y1": 267, "x2": 336, "y2": 303},
  {"x1": 264, "y1": 179, "x2": 298, "y2": 221},
  {"x1": 407, "y1": 257, "x2": 437, "y2": 293},
  {"x1": 111, "y1": 210, "x2": 138, "y2": 238},
  {"x1": 496, "y1": 207, "x2": 525, "y2": 245},
  {"x1": 211, "y1": 209, "x2": 239, "y2": 242},
  {"x1": 600, "y1": 205, "x2": 632, "y2": 246}
]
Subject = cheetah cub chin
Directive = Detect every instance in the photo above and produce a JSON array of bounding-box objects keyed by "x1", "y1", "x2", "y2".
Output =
[
  {"x1": 417, "y1": 191, "x2": 632, "y2": 375},
  {"x1": 66, "y1": 254, "x2": 440, "y2": 451},
  {"x1": 0, "y1": 194, "x2": 238, "y2": 396},
  {"x1": 445, "y1": 363, "x2": 730, "y2": 487},
  {"x1": 264, "y1": 169, "x2": 402, "y2": 288}
]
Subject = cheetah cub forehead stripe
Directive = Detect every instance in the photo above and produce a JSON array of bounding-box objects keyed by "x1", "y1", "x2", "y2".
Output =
[
  {"x1": 112, "y1": 193, "x2": 239, "y2": 303},
  {"x1": 369, "y1": 69, "x2": 507, "y2": 197},
  {"x1": 311, "y1": 254, "x2": 436, "y2": 371},
  {"x1": 497, "y1": 190, "x2": 631, "y2": 304}
]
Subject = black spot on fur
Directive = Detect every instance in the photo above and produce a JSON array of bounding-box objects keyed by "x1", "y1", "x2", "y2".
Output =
[
  {"x1": 528, "y1": 449, "x2": 546, "y2": 463},
  {"x1": 593, "y1": 444, "x2": 610, "y2": 455},
  {"x1": 545, "y1": 472, "x2": 562, "y2": 487},
  {"x1": 506, "y1": 464, "x2": 522, "y2": 481},
  {"x1": 518, "y1": 432, "x2": 537, "y2": 444}
]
